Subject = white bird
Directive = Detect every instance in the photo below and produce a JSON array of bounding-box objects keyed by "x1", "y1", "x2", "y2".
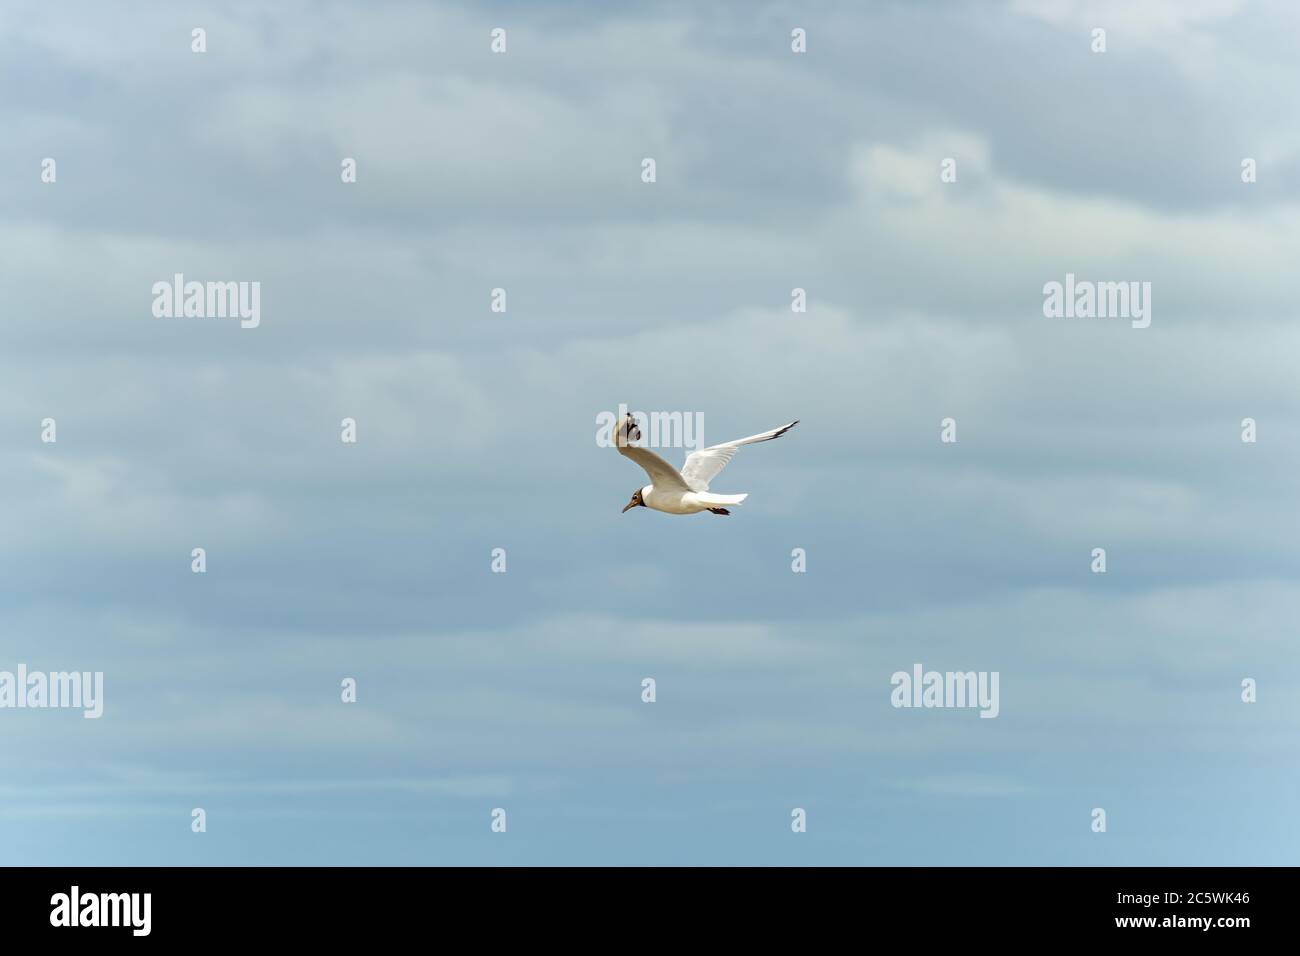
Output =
[{"x1": 615, "y1": 413, "x2": 798, "y2": 516}]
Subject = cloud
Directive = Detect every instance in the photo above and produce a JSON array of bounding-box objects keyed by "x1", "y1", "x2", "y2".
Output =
[{"x1": 1, "y1": 0, "x2": 1297, "y2": 864}]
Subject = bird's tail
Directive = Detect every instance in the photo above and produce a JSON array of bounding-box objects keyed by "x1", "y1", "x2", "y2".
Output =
[{"x1": 695, "y1": 492, "x2": 748, "y2": 506}]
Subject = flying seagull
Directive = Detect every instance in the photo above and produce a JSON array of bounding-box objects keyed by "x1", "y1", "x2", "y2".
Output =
[{"x1": 615, "y1": 413, "x2": 798, "y2": 516}]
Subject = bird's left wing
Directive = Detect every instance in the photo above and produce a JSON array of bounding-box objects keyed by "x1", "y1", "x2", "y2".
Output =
[
  {"x1": 615, "y1": 414, "x2": 689, "y2": 490},
  {"x1": 679, "y1": 420, "x2": 798, "y2": 491}
]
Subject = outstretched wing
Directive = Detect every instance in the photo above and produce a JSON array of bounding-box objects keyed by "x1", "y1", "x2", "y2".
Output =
[
  {"x1": 614, "y1": 414, "x2": 689, "y2": 491},
  {"x1": 679, "y1": 420, "x2": 798, "y2": 491}
]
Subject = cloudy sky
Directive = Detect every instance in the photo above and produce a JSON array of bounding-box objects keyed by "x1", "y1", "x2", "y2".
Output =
[{"x1": 2, "y1": 0, "x2": 1297, "y2": 865}]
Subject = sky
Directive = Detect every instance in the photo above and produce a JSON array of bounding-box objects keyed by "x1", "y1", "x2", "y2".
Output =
[{"x1": 1, "y1": 0, "x2": 1297, "y2": 865}]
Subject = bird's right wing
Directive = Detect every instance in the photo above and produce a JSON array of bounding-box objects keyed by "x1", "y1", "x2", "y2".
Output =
[
  {"x1": 614, "y1": 414, "x2": 689, "y2": 491},
  {"x1": 679, "y1": 420, "x2": 798, "y2": 491}
]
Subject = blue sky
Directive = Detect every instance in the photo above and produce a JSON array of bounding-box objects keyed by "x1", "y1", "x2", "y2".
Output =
[{"x1": 1, "y1": 0, "x2": 1298, "y2": 865}]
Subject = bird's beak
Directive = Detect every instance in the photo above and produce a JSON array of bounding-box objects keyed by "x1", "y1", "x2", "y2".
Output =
[{"x1": 622, "y1": 501, "x2": 636, "y2": 513}]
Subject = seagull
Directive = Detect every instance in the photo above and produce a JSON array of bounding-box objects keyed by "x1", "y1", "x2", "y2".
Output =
[{"x1": 615, "y1": 413, "x2": 798, "y2": 516}]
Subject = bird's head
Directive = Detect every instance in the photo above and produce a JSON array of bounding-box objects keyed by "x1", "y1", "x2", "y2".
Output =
[{"x1": 622, "y1": 488, "x2": 646, "y2": 513}]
